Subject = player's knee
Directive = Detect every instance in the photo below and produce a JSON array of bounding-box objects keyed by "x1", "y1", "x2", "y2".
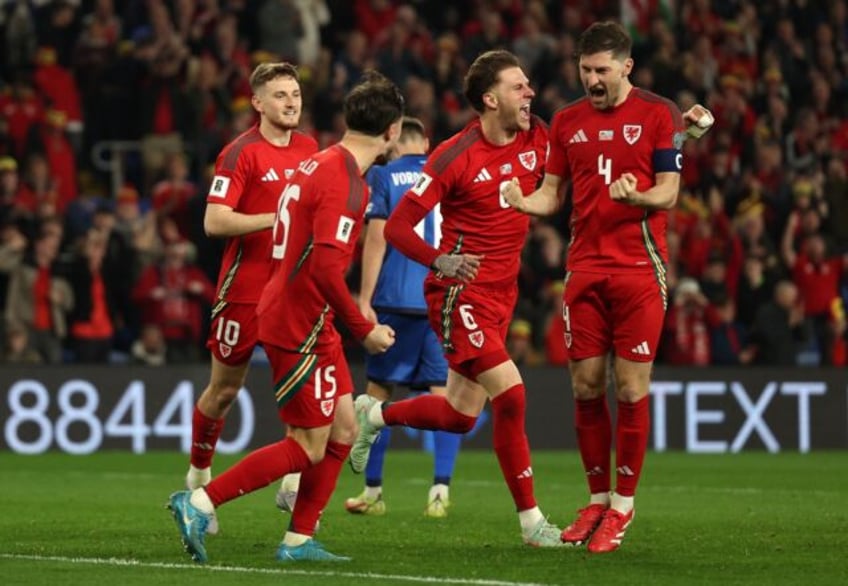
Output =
[
  {"x1": 614, "y1": 380, "x2": 647, "y2": 403},
  {"x1": 300, "y1": 443, "x2": 327, "y2": 465},
  {"x1": 208, "y1": 383, "x2": 241, "y2": 411},
  {"x1": 571, "y1": 377, "x2": 605, "y2": 401},
  {"x1": 492, "y1": 385, "x2": 526, "y2": 419}
]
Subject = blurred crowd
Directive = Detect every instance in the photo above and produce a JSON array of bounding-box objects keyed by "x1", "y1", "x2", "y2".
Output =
[{"x1": 0, "y1": 0, "x2": 846, "y2": 367}]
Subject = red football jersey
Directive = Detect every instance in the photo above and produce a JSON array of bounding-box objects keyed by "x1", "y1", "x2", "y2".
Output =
[
  {"x1": 207, "y1": 125, "x2": 318, "y2": 303},
  {"x1": 258, "y1": 144, "x2": 369, "y2": 352},
  {"x1": 407, "y1": 116, "x2": 548, "y2": 286},
  {"x1": 547, "y1": 89, "x2": 686, "y2": 273}
]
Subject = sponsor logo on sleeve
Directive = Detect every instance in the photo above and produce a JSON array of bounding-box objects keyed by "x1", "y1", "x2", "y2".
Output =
[
  {"x1": 411, "y1": 172, "x2": 433, "y2": 196},
  {"x1": 336, "y1": 216, "x2": 355, "y2": 243},
  {"x1": 673, "y1": 131, "x2": 687, "y2": 150},
  {"x1": 209, "y1": 175, "x2": 230, "y2": 198}
]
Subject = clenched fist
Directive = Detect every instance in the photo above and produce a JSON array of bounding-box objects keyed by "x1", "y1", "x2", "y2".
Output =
[
  {"x1": 500, "y1": 177, "x2": 524, "y2": 211},
  {"x1": 609, "y1": 172, "x2": 639, "y2": 203},
  {"x1": 363, "y1": 324, "x2": 396, "y2": 354}
]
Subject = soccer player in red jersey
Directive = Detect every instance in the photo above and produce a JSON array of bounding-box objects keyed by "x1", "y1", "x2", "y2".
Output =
[
  {"x1": 503, "y1": 21, "x2": 713, "y2": 553},
  {"x1": 168, "y1": 71, "x2": 403, "y2": 564},
  {"x1": 348, "y1": 50, "x2": 564, "y2": 547},
  {"x1": 185, "y1": 63, "x2": 318, "y2": 498}
]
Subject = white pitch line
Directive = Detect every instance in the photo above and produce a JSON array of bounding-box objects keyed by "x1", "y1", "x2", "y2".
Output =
[{"x1": 0, "y1": 553, "x2": 559, "y2": 586}]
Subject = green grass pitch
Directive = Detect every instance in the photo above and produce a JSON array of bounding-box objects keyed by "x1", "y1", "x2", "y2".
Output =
[{"x1": 1, "y1": 450, "x2": 845, "y2": 585}]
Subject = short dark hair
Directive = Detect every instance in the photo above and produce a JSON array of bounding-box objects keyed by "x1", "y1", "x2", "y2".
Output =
[
  {"x1": 463, "y1": 50, "x2": 522, "y2": 113},
  {"x1": 576, "y1": 21, "x2": 632, "y2": 61},
  {"x1": 399, "y1": 117, "x2": 426, "y2": 142},
  {"x1": 249, "y1": 62, "x2": 300, "y2": 92},
  {"x1": 343, "y1": 71, "x2": 405, "y2": 136}
]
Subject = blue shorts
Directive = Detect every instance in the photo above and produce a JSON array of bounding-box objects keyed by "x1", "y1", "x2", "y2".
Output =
[{"x1": 366, "y1": 312, "x2": 448, "y2": 389}]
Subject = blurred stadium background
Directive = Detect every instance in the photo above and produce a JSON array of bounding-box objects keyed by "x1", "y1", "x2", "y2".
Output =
[{"x1": 1, "y1": 0, "x2": 846, "y2": 584}]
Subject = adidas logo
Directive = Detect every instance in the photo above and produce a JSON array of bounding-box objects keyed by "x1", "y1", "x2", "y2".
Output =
[
  {"x1": 616, "y1": 465, "x2": 635, "y2": 476},
  {"x1": 517, "y1": 466, "x2": 533, "y2": 479},
  {"x1": 630, "y1": 341, "x2": 650, "y2": 356},
  {"x1": 261, "y1": 168, "x2": 280, "y2": 182},
  {"x1": 569, "y1": 129, "x2": 589, "y2": 143},
  {"x1": 586, "y1": 465, "x2": 605, "y2": 476},
  {"x1": 473, "y1": 167, "x2": 492, "y2": 183}
]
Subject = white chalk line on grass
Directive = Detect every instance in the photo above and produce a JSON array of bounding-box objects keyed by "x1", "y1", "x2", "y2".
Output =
[{"x1": 0, "y1": 553, "x2": 558, "y2": 586}]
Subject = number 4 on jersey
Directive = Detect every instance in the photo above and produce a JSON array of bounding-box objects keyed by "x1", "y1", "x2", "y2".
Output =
[{"x1": 598, "y1": 154, "x2": 612, "y2": 185}]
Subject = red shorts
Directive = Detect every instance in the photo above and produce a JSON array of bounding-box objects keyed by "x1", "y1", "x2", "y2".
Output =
[
  {"x1": 265, "y1": 342, "x2": 353, "y2": 428},
  {"x1": 206, "y1": 302, "x2": 259, "y2": 366},
  {"x1": 424, "y1": 280, "x2": 517, "y2": 371},
  {"x1": 562, "y1": 270, "x2": 667, "y2": 362}
]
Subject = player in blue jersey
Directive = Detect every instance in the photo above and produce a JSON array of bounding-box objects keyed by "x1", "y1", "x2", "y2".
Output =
[{"x1": 344, "y1": 118, "x2": 462, "y2": 518}]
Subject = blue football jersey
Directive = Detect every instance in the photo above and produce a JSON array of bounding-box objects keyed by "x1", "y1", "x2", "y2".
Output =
[{"x1": 365, "y1": 154, "x2": 440, "y2": 313}]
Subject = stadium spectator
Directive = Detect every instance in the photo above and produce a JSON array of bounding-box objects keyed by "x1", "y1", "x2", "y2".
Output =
[
  {"x1": 786, "y1": 232, "x2": 848, "y2": 365},
  {"x1": 32, "y1": 46, "x2": 83, "y2": 150},
  {"x1": 17, "y1": 152, "x2": 60, "y2": 219},
  {"x1": 708, "y1": 292, "x2": 753, "y2": 366},
  {"x1": 25, "y1": 108, "x2": 78, "y2": 213},
  {"x1": 1, "y1": 319, "x2": 42, "y2": 364},
  {"x1": 151, "y1": 152, "x2": 197, "y2": 240},
  {"x1": 0, "y1": 75, "x2": 45, "y2": 160},
  {"x1": 746, "y1": 279, "x2": 814, "y2": 365},
  {"x1": 131, "y1": 237, "x2": 215, "y2": 364},
  {"x1": 0, "y1": 156, "x2": 27, "y2": 218},
  {"x1": 662, "y1": 278, "x2": 713, "y2": 366},
  {"x1": 64, "y1": 228, "x2": 116, "y2": 363},
  {"x1": 0, "y1": 222, "x2": 72, "y2": 364},
  {"x1": 130, "y1": 322, "x2": 166, "y2": 366}
]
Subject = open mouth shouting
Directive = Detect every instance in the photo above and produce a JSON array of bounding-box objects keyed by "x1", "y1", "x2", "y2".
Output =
[{"x1": 588, "y1": 84, "x2": 607, "y2": 105}]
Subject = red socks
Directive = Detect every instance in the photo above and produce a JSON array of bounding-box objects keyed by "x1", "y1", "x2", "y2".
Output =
[
  {"x1": 204, "y1": 438, "x2": 311, "y2": 507},
  {"x1": 289, "y1": 441, "x2": 351, "y2": 535},
  {"x1": 383, "y1": 394, "x2": 476, "y2": 433},
  {"x1": 190, "y1": 406, "x2": 225, "y2": 469},
  {"x1": 615, "y1": 397, "x2": 650, "y2": 497},
  {"x1": 575, "y1": 396, "x2": 612, "y2": 494},
  {"x1": 491, "y1": 384, "x2": 536, "y2": 511}
]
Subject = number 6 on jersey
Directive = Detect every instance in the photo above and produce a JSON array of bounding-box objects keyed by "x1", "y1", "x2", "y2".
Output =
[{"x1": 272, "y1": 184, "x2": 301, "y2": 260}]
